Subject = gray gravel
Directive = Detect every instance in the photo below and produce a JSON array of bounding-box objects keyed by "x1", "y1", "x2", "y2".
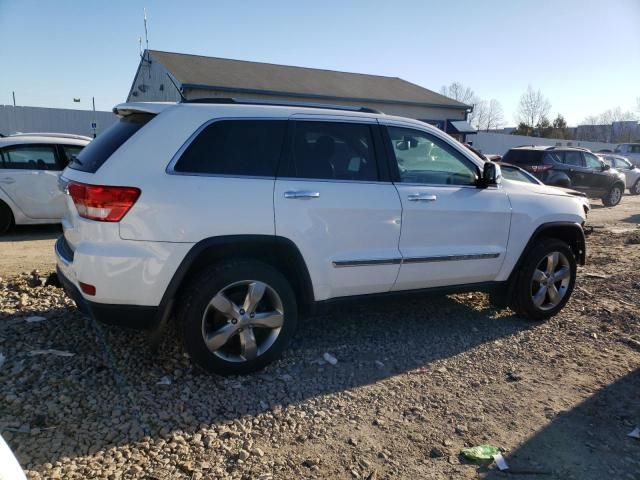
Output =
[{"x1": 1, "y1": 224, "x2": 640, "y2": 479}]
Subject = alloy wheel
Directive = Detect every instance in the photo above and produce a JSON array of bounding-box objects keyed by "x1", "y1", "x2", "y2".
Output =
[
  {"x1": 201, "y1": 280, "x2": 284, "y2": 362},
  {"x1": 530, "y1": 251, "x2": 572, "y2": 311},
  {"x1": 609, "y1": 186, "x2": 622, "y2": 205}
]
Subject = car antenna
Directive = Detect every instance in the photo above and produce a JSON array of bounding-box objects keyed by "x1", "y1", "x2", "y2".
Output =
[{"x1": 166, "y1": 73, "x2": 186, "y2": 102}]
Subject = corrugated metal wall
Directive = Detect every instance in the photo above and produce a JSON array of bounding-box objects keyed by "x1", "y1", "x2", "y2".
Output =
[
  {"x1": 466, "y1": 132, "x2": 616, "y2": 156},
  {"x1": 0, "y1": 105, "x2": 118, "y2": 137}
]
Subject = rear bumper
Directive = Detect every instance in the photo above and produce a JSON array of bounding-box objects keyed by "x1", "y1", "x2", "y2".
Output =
[{"x1": 56, "y1": 264, "x2": 158, "y2": 329}]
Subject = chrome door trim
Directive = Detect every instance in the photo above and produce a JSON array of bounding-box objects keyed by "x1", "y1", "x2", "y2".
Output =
[
  {"x1": 332, "y1": 253, "x2": 500, "y2": 268},
  {"x1": 332, "y1": 258, "x2": 402, "y2": 268},
  {"x1": 402, "y1": 253, "x2": 500, "y2": 264}
]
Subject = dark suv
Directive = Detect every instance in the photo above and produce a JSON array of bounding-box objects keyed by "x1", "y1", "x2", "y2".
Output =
[{"x1": 502, "y1": 146, "x2": 626, "y2": 206}]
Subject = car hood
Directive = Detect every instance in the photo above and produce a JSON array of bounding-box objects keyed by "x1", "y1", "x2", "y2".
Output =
[{"x1": 502, "y1": 179, "x2": 576, "y2": 197}]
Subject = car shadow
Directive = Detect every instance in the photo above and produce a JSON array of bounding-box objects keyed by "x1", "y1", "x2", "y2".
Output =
[
  {"x1": 2, "y1": 293, "x2": 535, "y2": 469},
  {"x1": 484, "y1": 368, "x2": 640, "y2": 479},
  {"x1": 0, "y1": 224, "x2": 61, "y2": 242},
  {"x1": 622, "y1": 214, "x2": 640, "y2": 224}
]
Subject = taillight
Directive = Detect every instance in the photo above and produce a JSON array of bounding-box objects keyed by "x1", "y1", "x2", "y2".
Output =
[
  {"x1": 527, "y1": 165, "x2": 553, "y2": 173},
  {"x1": 68, "y1": 182, "x2": 140, "y2": 222}
]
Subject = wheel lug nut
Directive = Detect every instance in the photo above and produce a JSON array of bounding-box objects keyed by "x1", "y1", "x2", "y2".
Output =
[
  {"x1": 239, "y1": 309, "x2": 245, "y2": 315},
  {"x1": 231, "y1": 318, "x2": 237, "y2": 324},
  {"x1": 250, "y1": 312, "x2": 255, "y2": 318}
]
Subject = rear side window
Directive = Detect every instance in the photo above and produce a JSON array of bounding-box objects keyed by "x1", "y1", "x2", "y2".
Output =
[
  {"x1": 1, "y1": 145, "x2": 59, "y2": 170},
  {"x1": 286, "y1": 121, "x2": 378, "y2": 181},
  {"x1": 173, "y1": 120, "x2": 287, "y2": 177},
  {"x1": 69, "y1": 114, "x2": 153, "y2": 173},
  {"x1": 563, "y1": 151, "x2": 582, "y2": 166},
  {"x1": 502, "y1": 150, "x2": 543, "y2": 165}
]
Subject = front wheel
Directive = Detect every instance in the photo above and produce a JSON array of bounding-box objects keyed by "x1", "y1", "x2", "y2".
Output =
[
  {"x1": 178, "y1": 260, "x2": 297, "y2": 375},
  {"x1": 602, "y1": 184, "x2": 623, "y2": 206},
  {"x1": 511, "y1": 239, "x2": 577, "y2": 321},
  {"x1": 631, "y1": 180, "x2": 640, "y2": 195}
]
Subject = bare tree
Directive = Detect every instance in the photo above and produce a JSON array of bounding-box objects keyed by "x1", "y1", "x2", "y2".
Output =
[
  {"x1": 440, "y1": 82, "x2": 477, "y2": 105},
  {"x1": 484, "y1": 99, "x2": 505, "y2": 131},
  {"x1": 516, "y1": 86, "x2": 551, "y2": 128},
  {"x1": 469, "y1": 100, "x2": 487, "y2": 130}
]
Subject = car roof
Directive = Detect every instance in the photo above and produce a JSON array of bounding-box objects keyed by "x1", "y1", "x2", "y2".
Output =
[{"x1": 509, "y1": 145, "x2": 589, "y2": 151}]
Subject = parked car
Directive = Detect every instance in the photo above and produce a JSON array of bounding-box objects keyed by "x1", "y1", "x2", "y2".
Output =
[
  {"x1": 502, "y1": 146, "x2": 626, "y2": 207},
  {"x1": 55, "y1": 99, "x2": 587, "y2": 375},
  {"x1": 0, "y1": 133, "x2": 90, "y2": 234},
  {"x1": 598, "y1": 153, "x2": 640, "y2": 195},
  {"x1": 614, "y1": 143, "x2": 640, "y2": 166},
  {"x1": 499, "y1": 162, "x2": 590, "y2": 217}
]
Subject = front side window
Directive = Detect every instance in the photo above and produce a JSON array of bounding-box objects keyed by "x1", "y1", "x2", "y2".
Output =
[
  {"x1": 631, "y1": 145, "x2": 640, "y2": 153},
  {"x1": 563, "y1": 151, "x2": 583, "y2": 166},
  {"x1": 501, "y1": 166, "x2": 539, "y2": 184},
  {"x1": 174, "y1": 120, "x2": 286, "y2": 176},
  {"x1": 288, "y1": 121, "x2": 378, "y2": 181},
  {"x1": 583, "y1": 152, "x2": 602, "y2": 169},
  {"x1": 1, "y1": 145, "x2": 59, "y2": 170},
  {"x1": 387, "y1": 126, "x2": 477, "y2": 185}
]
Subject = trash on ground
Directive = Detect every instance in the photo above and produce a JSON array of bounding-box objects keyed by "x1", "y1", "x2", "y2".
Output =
[
  {"x1": 493, "y1": 452, "x2": 509, "y2": 470},
  {"x1": 156, "y1": 376, "x2": 172, "y2": 385},
  {"x1": 25, "y1": 315, "x2": 47, "y2": 323},
  {"x1": 628, "y1": 427, "x2": 640, "y2": 439},
  {"x1": 28, "y1": 349, "x2": 74, "y2": 357},
  {"x1": 460, "y1": 444, "x2": 501, "y2": 462},
  {"x1": 323, "y1": 352, "x2": 338, "y2": 365}
]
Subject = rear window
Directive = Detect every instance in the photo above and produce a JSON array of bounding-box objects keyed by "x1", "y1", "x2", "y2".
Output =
[
  {"x1": 173, "y1": 120, "x2": 287, "y2": 177},
  {"x1": 69, "y1": 114, "x2": 153, "y2": 173},
  {"x1": 502, "y1": 149, "x2": 543, "y2": 165}
]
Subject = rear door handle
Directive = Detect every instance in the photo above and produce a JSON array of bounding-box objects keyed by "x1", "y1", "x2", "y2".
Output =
[
  {"x1": 408, "y1": 193, "x2": 437, "y2": 202},
  {"x1": 284, "y1": 190, "x2": 320, "y2": 199},
  {"x1": 0, "y1": 177, "x2": 15, "y2": 184}
]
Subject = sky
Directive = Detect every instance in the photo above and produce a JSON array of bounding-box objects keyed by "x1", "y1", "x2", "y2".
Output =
[{"x1": 1, "y1": 0, "x2": 639, "y2": 126}]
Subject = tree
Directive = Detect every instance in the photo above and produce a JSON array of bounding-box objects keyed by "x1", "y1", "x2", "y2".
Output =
[
  {"x1": 551, "y1": 114, "x2": 568, "y2": 139},
  {"x1": 513, "y1": 122, "x2": 533, "y2": 136},
  {"x1": 440, "y1": 81, "x2": 483, "y2": 129},
  {"x1": 516, "y1": 86, "x2": 551, "y2": 129},
  {"x1": 484, "y1": 99, "x2": 505, "y2": 131},
  {"x1": 536, "y1": 116, "x2": 553, "y2": 138},
  {"x1": 440, "y1": 81, "x2": 477, "y2": 105}
]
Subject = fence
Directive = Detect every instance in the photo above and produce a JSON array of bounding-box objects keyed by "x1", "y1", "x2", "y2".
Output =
[
  {"x1": 466, "y1": 131, "x2": 617, "y2": 156},
  {"x1": 0, "y1": 105, "x2": 118, "y2": 137}
]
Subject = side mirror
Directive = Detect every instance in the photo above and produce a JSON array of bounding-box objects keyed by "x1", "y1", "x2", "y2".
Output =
[
  {"x1": 478, "y1": 162, "x2": 501, "y2": 188},
  {"x1": 602, "y1": 163, "x2": 610, "y2": 171}
]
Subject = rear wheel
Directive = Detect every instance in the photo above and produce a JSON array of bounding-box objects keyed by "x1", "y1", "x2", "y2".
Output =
[
  {"x1": 0, "y1": 201, "x2": 14, "y2": 235},
  {"x1": 511, "y1": 239, "x2": 576, "y2": 321},
  {"x1": 602, "y1": 184, "x2": 623, "y2": 206},
  {"x1": 178, "y1": 260, "x2": 297, "y2": 375},
  {"x1": 631, "y1": 179, "x2": 640, "y2": 195}
]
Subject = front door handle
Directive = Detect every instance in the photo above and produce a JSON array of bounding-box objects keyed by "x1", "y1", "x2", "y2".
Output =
[
  {"x1": 0, "y1": 177, "x2": 15, "y2": 184},
  {"x1": 408, "y1": 193, "x2": 437, "y2": 202},
  {"x1": 284, "y1": 190, "x2": 320, "y2": 199}
]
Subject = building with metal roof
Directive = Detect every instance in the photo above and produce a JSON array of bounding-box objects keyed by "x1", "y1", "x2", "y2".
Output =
[{"x1": 127, "y1": 50, "x2": 474, "y2": 137}]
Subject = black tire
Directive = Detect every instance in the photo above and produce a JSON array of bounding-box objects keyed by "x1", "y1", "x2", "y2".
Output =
[
  {"x1": 510, "y1": 238, "x2": 577, "y2": 321},
  {"x1": 602, "y1": 183, "x2": 623, "y2": 207},
  {"x1": 0, "y1": 201, "x2": 14, "y2": 235},
  {"x1": 631, "y1": 179, "x2": 640, "y2": 196},
  {"x1": 177, "y1": 259, "x2": 297, "y2": 375}
]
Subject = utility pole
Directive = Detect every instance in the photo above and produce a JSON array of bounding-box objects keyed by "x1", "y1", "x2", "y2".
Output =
[{"x1": 92, "y1": 96, "x2": 97, "y2": 138}]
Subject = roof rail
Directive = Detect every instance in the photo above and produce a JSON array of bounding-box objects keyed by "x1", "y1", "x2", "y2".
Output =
[
  {"x1": 182, "y1": 97, "x2": 383, "y2": 114},
  {"x1": 9, "y1": 132, "x2": 92, "y2": 141}
]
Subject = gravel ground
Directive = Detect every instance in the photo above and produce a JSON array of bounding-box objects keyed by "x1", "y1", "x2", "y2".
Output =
[{"x1": 1, "y1": 198, "x2": 639, "y2": 479}]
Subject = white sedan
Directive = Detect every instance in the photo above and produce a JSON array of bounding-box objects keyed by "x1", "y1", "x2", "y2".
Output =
[
  {"x1": 598, "y1": 153, "x2": 640, "y2": 195},
  {"x1": 0, "y1": 133, "x2": 90, "y2": 234}
]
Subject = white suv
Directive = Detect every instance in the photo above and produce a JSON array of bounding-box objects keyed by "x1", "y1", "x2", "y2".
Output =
[
  {"x1": 0, "y1": 133, "x2": 89, "y2": 234},
  {"x1": 55, "y1": 100, "x2": 586, "y2": 375}
]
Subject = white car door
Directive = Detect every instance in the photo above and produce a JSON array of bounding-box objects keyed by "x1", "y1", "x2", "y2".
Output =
[
  {"x1": 0, "y1": 144, "x2": 66, "y2": 219},
  {"x1": 381, "y1": 122, "x2": 511, "y2": 291},
  {"x1": 274, "y1": 117, "x2": 402, "y2": 301}
]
